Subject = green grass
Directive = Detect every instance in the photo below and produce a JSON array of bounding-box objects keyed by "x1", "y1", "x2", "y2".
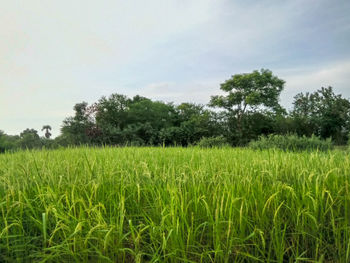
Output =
[{"x1": 0, "y1": 147, "x2": 349, "y2": 262}]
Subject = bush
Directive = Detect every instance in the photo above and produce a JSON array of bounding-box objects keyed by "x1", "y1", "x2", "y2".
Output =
[
  {"x1": 196, "y1": 136, "x2": 229, "y2": 148},
  {"x1": 249, "y1": 134, "x2": 333, "y2": 151}
]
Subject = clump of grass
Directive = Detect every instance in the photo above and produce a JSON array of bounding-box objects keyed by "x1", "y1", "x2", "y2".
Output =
[
  {"x1": 249, "y1": 134, "x2": 333, "y2": 151},
  {"x1": 0, "y1": 147, "x2": 349, "y2": 262},
  {"x1": 196, "y1": 136, "x2": 229, "y2": 148}
]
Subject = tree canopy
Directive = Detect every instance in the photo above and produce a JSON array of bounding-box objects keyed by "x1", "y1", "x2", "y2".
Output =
[
  {"x1": 210, "y1": 69, "x2": 286, "y2": 144},
  {"x1": 1, "y1": 69, "x2": 349, "y2": 151},
  {"x1": 292, "y1": 86, "x2": 350, "y2": 144}
]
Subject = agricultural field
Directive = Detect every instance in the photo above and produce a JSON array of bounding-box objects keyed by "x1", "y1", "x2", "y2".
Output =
[{"x1": 0, "y1": 147, "x2": 349, "y2": 262}]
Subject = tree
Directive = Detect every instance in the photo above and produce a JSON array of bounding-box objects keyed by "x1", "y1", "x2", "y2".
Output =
[
  {"x1": 0, "y1": 131, "x2": 20, "y2": 152},
  {"x1": 176, "y1": 103, "x2": 221, "y2": 145},
  {"x1": 19, "y1": 128, "x2": 42, "y2": 149},
  {"x1": 292, "y1": 86, "x2": 350, "y2": 144},
  {"x1": 210, "y1": 69, "x2": 285, "y2": 144},
  {"x1": 95, "y1": 93, "x2": 131, "y2": 131},
  {"x1": 41, "y1": 125, "x2": 52, "y2": 139},
  {"x1": 92, "y1": 94, "x2": 132, "y2": 144},
  {"x1": 126, "y1": 99, "x2": 177, "y2": 145},
  {"x1": 61, "y1": 102, "x2": 97, "y2": 145},
  {"x1": 0, "y1": 130, "x2": 5, "y2": 152}
]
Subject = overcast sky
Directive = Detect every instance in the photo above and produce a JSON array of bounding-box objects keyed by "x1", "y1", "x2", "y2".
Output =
[{"x1": 1, "y1": 0, "x2": 349, "y2": 137}]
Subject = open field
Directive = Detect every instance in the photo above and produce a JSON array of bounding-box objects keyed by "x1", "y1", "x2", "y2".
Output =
[{"x1": 0, "y1": 147, "x2": 349, "y2": 262}]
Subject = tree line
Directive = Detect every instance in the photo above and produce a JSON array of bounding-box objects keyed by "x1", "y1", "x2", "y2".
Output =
[{"x1": 1, "y1": 69, "x2": 349, "y2": 152}]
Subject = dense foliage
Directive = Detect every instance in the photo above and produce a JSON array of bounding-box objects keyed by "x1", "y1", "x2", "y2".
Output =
[
  {"x1": 249, "y1": 134, "x2": 333, "y2": 152},
  {"x1": 196, "y1": 136, "x2": 229, "y2": 148},
  {"x1": 1, "y1": 147, "x2": 349, "y2": 262},
  {"x1": 291, "y1": 87, "x2": 350, "y2": 144},
  {"x1": 1, "y1": 70, "x2": 349, "y2": 150}
]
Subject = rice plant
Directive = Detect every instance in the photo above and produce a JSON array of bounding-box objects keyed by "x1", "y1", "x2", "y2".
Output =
[{"x1": 0, "y1": 147, "x2": 349, "y2": 262}]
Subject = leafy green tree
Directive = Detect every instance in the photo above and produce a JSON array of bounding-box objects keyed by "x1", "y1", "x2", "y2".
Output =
[
  {"x1": 292, "y1": 86, "x2": 350, "y2": 144},
  {"x1": 93, "y1": 94, "x2": 132, "y2": 144},
  {"x1": 128, "y1": 99, "x2": 176, "y2": 129},
  {"x1": 0, "y1": 130, "x2": 6, "y2": 152},
  {"x1": 19, "y1": 128, "x2": 42, "y2": 149},
  {"x1": 210, "y1": 69, "x2": 285, "y2": 144},
  {"x1": 242, "y1": 112, "x2": 275, "y2": 140},
  {"x1": 159, "y1": 126, "x2": 186, "y2": 146},
  {"x1": 176, "y1": 103, "x2": 221, "y2": 145},
  {"x1": 61, "y1": 102, "x2": 97, "y2": 145},
  {"x1": 0, "y1": 131, "x2": 20, "y2": 152},
  {"x1": 95, "y1": 94, "x2": 131, "y2": 131},
  {"x1": 125, "y1": 99, "x2": 178, "y2": 145},
  {"x1": 94, "y1": 94, "x2": 178, "y2": 145}
]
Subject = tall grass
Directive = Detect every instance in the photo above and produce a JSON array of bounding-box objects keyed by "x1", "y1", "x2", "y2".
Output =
[
  {"x1": 0, "y1": 147, "x2": 349, "y2": 262},
  {"x1": 249, "y1": 134, "x2": 333, "y2": 152}
]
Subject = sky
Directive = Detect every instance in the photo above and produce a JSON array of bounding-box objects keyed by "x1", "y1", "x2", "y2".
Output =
[{"x1": 1, "y1": 0, "x2": 350, "y2": 137}]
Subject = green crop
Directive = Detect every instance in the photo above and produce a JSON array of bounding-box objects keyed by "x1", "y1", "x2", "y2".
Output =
[{"x1": 0, "y1": 147, "x2": 349, "y2": 262}]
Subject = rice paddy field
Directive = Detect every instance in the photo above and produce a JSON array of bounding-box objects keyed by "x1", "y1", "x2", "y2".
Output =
[{"x1": 0, "y1": 147, "x2": 349, "y2": 262}]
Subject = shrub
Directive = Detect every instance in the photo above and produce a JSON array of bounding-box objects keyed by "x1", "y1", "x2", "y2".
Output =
[
  {"x1": 196, "y1": 136, "x2": 230, "y2": 148},
  {"x1": 126, "y1": 139, "x2": 145, "y2": 147},
  {"x1": 249, "y1": 134, "x2": 333, "y2": 151}
]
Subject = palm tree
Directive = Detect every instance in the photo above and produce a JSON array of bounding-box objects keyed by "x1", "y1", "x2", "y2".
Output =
[{"x1": 42, "y1": 125, "x2": 52, "y2": 139}]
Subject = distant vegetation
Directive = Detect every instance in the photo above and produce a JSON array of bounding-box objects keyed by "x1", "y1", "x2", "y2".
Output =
[
  {"x1": 1, "y1": 147, "x2": 349, "y2": 262},
  {"x1": 196, "y1": 135, "x2": 229, "y2": 148},
  {"x1": 249, "y1": 134, "x2": 333, "y2": 152},
  {"x1": 1, "y1": 69, "x2": 350, "y2": 151}
]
